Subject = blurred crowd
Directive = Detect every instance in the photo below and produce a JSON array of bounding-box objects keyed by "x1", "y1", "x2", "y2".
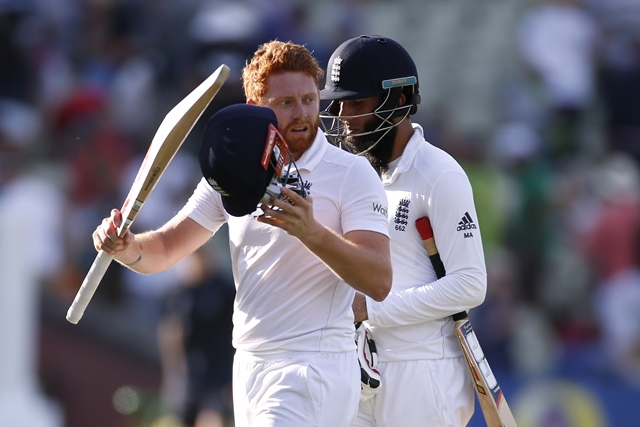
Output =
[
  {"x1": 468, "y1": 0, "x2": 640, "y2": 386},
  {"x1": 1, "y1": 0, "x2": 640, "y2": 426}
]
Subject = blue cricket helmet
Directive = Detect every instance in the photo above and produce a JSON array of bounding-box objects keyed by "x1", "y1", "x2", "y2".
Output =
[
  {"x1": 199, "y1": 104, "x2": 305, "y2": 216},
  {"x1": 319, "y1": 35, "x2": 421, "y2": 155}
]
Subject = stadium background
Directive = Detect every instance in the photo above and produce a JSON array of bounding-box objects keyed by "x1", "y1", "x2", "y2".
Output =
[{"x1": 1, "y1": 0, "x2": 640, "y2": 426}]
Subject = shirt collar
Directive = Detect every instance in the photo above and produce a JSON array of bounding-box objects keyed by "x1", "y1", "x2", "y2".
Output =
[
  {"x1": 382, "y1": 123, "x2": 425, "y2": 184},
  {"x1": 294, "y1": 128, "x2": 328, "y2": 172}
]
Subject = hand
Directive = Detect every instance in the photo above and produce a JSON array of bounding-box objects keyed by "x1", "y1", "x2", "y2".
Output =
[
  {"x1": 92, "y1": 209, "x2": 136, "y2": 258},
  {"x1": 257, "y1": 187, "x2": 318, "y2": 239},
  {"x1": 352, "y1": 292, "x2": 368, "y2": 323}
]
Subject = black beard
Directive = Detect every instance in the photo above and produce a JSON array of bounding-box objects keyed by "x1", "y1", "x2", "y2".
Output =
[{"x1": 345, "y1": 116, "x2": 397, "y2": 176}]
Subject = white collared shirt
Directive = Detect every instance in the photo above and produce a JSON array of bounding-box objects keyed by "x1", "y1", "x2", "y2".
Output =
[
  {"x1": 367, "y1": 124, "x2": 488, "y2": 362},
  {"x1": 181, "y1": 130, "x2": 389, "y2": 356}
]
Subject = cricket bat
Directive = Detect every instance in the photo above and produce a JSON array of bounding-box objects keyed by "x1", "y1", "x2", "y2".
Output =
[
  {"x1": 415, "y1": 216, "x2": 517, "y2": 427},
  {"x1": 66, "y1": 64, "x2": 230, "y2": 324}
]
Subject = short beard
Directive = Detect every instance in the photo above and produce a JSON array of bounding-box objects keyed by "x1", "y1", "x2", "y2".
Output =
[
  {"x1": 286, "y1": 115, "x2": 319, "y2": 158},
  {"x1": 345, "y1": 117, "x2": 397, "y2": 176}
]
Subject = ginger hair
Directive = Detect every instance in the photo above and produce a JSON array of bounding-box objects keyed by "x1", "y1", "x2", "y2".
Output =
[{"x1": 242, "y1": 40, "x2": 324, "y2": 102}]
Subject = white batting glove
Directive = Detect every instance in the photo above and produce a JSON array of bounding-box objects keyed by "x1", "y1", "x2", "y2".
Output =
[{"x1": 355, "y1": 322, "x2": 381, "y2": 401}]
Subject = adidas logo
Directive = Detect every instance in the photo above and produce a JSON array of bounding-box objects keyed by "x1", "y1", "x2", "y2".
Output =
[{"x1": 456, "y1": 212, "x2": 477, "y2": 231}]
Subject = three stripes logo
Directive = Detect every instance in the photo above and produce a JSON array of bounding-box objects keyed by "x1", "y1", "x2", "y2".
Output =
[{"x1": 457, "y1": 212, "x2": 477, "y2": 232}]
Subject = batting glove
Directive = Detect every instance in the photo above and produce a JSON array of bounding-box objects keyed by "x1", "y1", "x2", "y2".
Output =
[{"x1": 355, "y1": 322, "x2": 381, "y2": 401}]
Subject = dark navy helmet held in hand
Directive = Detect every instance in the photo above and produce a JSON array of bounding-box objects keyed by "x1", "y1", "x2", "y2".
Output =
[
  {"x1": 319, "y1": 35, "x2": 421, "y2": 155},
  {"x1": 199, "y1": 104, "x2": 305, "y2": 217}
]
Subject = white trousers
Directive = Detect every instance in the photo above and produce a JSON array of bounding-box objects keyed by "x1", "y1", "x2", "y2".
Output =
[
  {"x1": 233, "y1": 350, "x2": 360, "y2": 427},
  {"x1": 352, "y1": 357, "x2": 474, "y2": 427}
]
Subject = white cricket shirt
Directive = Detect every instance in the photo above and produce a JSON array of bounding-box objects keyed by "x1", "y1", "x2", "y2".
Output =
[
  {"x1": 181, "y1": 130, "x2": 389, "y2": 356},
  {"x1": 366, "y1": 124, "x2": 487, "y2": 362}
]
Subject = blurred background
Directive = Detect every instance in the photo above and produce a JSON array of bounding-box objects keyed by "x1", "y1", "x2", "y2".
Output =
[{"x1": 1, "y1": 0, "x2": 640, "y2": 426}]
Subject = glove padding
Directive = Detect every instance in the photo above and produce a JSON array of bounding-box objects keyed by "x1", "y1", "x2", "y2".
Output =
[{"x1": 355, "y1": 322, "x2": 381, "y2": 401}]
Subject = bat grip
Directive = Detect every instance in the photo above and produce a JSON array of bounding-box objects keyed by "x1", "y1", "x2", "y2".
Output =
[
  {"x1": 428, "y1": 252, "x2": 446, "y2": 280},
  {"x1": 416, "y1": 217, "x2": 467, "y2": 322},
  {"x1": 416, "y1": 217, "x2": 446, "y2": 279},
  {"x1": 66, "y1": 250, "x2": 115, "y2": 324},
  {"x1": 452, "y1": 311, "x2": 468, "y2": 321}
]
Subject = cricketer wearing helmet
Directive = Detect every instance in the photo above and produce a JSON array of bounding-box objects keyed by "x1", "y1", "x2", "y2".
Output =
[
  {"x1": 321, "y1": 35, "x2": 488, "y2": 426},
  {"x1": 93, "y1": 41, "x2": 392, "y2": 427}
]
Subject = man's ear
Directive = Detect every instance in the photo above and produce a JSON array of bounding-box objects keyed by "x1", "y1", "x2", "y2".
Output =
[{"x1": 398, "y1": 93, "x2": 407, "y2": 107}]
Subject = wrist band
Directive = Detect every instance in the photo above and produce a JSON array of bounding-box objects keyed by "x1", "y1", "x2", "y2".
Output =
[{"x1": 125, "y1": 249, "x2": 143, "y2": 267}]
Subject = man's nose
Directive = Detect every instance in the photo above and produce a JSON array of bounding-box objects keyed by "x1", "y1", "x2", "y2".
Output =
[{"x1": 292, "y1": 101, "x2": 307, "y2": 119}]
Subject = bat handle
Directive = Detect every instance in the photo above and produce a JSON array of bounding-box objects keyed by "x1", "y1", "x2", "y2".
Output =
[
  {"x1": 66, "y1": 250, "x2": 115, "y2": 324},
  {"x1": 415, "y1": 217, "x2": 467, "y2": 321}
]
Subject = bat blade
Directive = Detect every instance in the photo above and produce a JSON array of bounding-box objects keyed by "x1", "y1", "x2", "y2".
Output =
[
  {"x1": 66, "y1": 64, "x2": 230, "y2": 324},
  {"x1": 454, "y1": 313, "x2": 517, "y2": 427},
  {"x1": 415, "y1": 217, "x2": 517, "y2": 427}
]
